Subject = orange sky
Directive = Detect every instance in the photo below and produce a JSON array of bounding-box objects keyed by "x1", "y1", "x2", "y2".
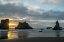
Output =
[
  {"x1": 9, "y1": 21, "x2": 18, "y2": 29},
  {"x1": 1, "y1": 18, "x2": 18, "y2": 29}
]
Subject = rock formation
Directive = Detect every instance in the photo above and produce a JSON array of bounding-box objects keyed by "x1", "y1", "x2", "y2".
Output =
[
  {"x1": 15, "y1": 21, "x2": 33, "y2": 29},
  {"x1": 0, "y1": 19, "x2": 9, "y2": 39},
  {"x1": 0, "y1": 19, "x2": 9, "y2": 30},
  {"x1": 53, "y1": 21, "x2": 62, "y2": 30}
]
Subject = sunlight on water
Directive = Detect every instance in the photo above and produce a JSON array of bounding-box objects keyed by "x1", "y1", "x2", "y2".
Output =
[
  {"x1": 7, "y1": 29, "x2": 61, "y2": 39},
  {"x1": 8, "y1": 29, "x2": 18, "y2": 39},
  {"x1": 1, "y1": 29, "x2": 64, "y2": 39}
]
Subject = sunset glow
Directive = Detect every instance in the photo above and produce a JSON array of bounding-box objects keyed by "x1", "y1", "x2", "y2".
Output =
[
  {"x1": 9, "y1": 23, "x2": 17, "y2": 26},
  {"x1": 9, "y1": 22, "x2": 18, "y2": 28},
  {"x1": 8, "y1": 31, "x2": 18, "y2": 39}
]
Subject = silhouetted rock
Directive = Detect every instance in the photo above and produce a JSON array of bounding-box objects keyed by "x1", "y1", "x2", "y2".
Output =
[
  {"x1": 0, "y1": 36, "x2": 8, "y2": 39},
  {"x1": 15, "y1": 21, "x2": 33, "y2": 29},
  {"x1": 53, "y1": 21, "x2": 62, "y2": 30},
  {"x1": 47, "y1": 27, "x2": 52, "y2": 29},
  {"x1": 41, "y1": 29, "x2": 44, "y2": 30},
  {"x1": 0, "y1": 19, "x2": 9, "y2": 30},
  {"x1": 39, "y1": 31, "x2": 42, "y2": 32}
]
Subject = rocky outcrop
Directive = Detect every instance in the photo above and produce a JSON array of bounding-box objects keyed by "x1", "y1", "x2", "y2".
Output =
[
  {"x1": 53, "y1": 21, "x2": 62, "y2": 30},
  {"x1": 0, "y1": 19, "x2": 9, "y2": 30},
  {"x1": 15, "y1": 21, "x2": 33, "y2": 29}
]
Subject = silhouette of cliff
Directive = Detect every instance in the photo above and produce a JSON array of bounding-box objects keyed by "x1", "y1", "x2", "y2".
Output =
[
  {"x1": 0, "y1": 19, "x2": 9, "y2": 30},
  {"x1": 53, "y1": 21, "x2": 62, "y2": 30},
  {"x1": 15, "y1": 21, "x2": 33, "y2": 29}
]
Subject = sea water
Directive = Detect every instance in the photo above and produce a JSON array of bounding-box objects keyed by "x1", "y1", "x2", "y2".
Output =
[{"x1": 0, "y1": 28, "x2": 64, "y2": 39}]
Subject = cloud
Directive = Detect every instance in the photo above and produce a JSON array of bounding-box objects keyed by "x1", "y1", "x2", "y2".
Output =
[
  {"x1": 34, "y1": 6, "x2": 40, "y2": 9},
  {"x1": 0, "y1": 0, "x2": 20, "y2": 5},
  {"x1": 38, "y1": 0, "x2": 48, "y2": 3},
  {"x1": 50, "y1": 0, "x2": 64, "y2": 4},
  {"x1": 0, "y1": 3, "x2": 64, "y2": 28},
  {"x1": 0, "y1": 0, "x2": 18, "y2": 1},
  {"x1": 49, "y1": 6, "x2": 56, "y2": 10},
  {"x1": 38, "y1": 0, "x2": 64, "y2": 4}
]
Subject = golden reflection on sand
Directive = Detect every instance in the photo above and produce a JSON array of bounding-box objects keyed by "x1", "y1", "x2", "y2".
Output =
[
  {"x1": 8, "y1": 21, "x2": 18, "y2": 39},
  {"x1": 8, "y1": 29, "x2": 18, "y2": 39}
]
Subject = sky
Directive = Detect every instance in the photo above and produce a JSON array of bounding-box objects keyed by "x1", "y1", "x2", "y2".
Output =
[{"x1": 0, "y1": 0, "x2": 64, "y2": 28}]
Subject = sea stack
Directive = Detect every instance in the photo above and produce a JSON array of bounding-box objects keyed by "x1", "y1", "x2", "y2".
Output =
[
  {"x1": 53, "y1": 21, "x2": 62, "y2": 30},
  {"x1": 0, "y1": 19, "x2": 9, "y2": 39},
  {"x1": 15, "y1": 21, "x2": 33, "y2": 29},
  {"x1": 0, "y1": 19, "x2": 9, "y2": 30}
]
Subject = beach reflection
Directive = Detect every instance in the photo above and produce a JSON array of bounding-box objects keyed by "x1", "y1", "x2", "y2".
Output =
[
  {"x1": 8, "y1": 30, "x2": 18, "y2": 39},
  {"x1": 0, "y1": 30, "x2": 8, "y2": 39},
  {"x1": 7, "y1": 30, "x2": 29, "y2": 39},
  {"x1": 0, "y1": 29, "x2": 63, "y2": 39},
  {"x1": 55, "y1": 30, "x2": 60, "y2": 37},
  {"x1": 18, "y1": 31, "x2": 29, "y2": 38}
]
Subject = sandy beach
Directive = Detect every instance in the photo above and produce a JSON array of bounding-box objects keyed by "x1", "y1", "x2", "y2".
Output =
[{"x1": 0, "y1": 37, "x2": 64, "y2": 42}]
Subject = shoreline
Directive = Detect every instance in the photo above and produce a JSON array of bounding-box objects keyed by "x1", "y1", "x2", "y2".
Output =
[{"x1": 0, "y1": 37, "x2": 64, "y2": 42}]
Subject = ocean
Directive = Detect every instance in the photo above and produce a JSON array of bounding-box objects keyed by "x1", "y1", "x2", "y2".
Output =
[{"x1": 0, "y1": 28, "x2": 64, "y2": 39}]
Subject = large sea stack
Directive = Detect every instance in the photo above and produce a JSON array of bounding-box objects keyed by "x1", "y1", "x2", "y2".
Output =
[
  {"x1": 53, "y1": 21, "x2": 62, "y2": 30},
  {"x1": 0, "y1": 19, "x2": 9, "y2": 39},
  {"x1": 0, "y1": 19, "x2": 9, "y2": 30},
  {"x1": 15, "y1": 21, "x2": 33, "y2": 29}
]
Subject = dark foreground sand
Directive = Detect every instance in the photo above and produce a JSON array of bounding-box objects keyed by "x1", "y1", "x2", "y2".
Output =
[{"x1": 0, "y1": 37, "x2": 64, "y2": 42}]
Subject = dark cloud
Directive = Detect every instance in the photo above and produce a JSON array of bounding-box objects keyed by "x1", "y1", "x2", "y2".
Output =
[
  {"x1": 0, "y1": 3, "x2": 29, "y2": 18},
  {"x1": 0, "y1": 3, "x2": 64, "y2": 28},
  {"x1": 0, "y1": 3, "x2": 64, "y2": 20}
]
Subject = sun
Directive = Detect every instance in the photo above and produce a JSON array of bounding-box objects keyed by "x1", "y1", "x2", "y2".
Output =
[
  {"x1": 9, "y1": 22, "x2": 18, "y2": 29},
  {"x1": 9, "y1": 23, "x2": 17, "y2": 26}
]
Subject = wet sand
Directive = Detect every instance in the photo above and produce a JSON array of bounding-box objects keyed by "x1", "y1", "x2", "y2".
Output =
[{"x1": 0, "y1": 37, "x2": 64, "y2": 42}]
